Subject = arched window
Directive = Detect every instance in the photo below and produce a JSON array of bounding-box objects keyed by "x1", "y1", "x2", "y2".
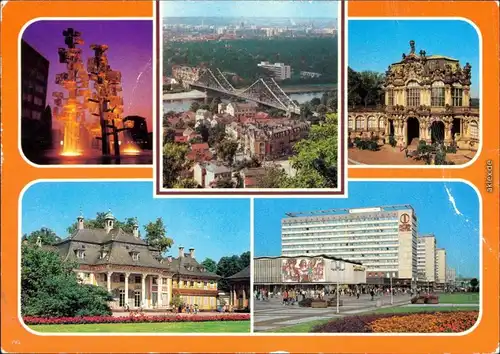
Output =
[
  {"x1": 469, "y1": 121, "x2": 478, "y2": 140},
  {"x1": 355, "y1": 117, "x2": 365, "y2": 130},
  {"x1": 379, "y1": 117, "x2": 385, "y2": 129},
  {"x1": 406, "y1": 81, "x2": 420, "y2": 107},
  {"x1": 368, "y1": 117, "x2": 377, "y2": 130},
  {"x1": 348, "y1": 118, "x2": 353, "y2": 130},
  {"x1": 431, "y1": 81, "x2": 445, "y2": 107}
]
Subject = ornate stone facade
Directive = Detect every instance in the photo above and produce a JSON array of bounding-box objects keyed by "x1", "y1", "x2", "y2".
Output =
[{"x1": 348, "y1": 41, "x2": 479, "y2": 150}]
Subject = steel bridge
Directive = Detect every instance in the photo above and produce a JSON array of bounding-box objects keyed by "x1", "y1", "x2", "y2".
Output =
[{"x1": 186, "y1": 68, "x2": 301, "y2": 115}]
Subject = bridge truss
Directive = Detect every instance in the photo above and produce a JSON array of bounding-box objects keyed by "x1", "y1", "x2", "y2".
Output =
[{"x1": 189, "y1": 68, "x2": 300, "y2": 115}]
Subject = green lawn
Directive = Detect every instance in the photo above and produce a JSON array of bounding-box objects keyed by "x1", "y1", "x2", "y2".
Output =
[
  {"x1": 437, "y1": 293, "x2": 479, "y2": 304},
  {"x1": 270, "y1": 306, "x2": 479, "y2": 333},
  {"x1": 30, "y1": 321, "x2": 250, "y2": 333}
]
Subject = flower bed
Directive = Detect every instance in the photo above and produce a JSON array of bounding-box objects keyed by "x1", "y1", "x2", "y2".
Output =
[
  {"x1": 312, "y1": 311, "x2": 478, "y2": 333},
  {"x1": 24, "y1": 313, "x2": 250, "y2": 325}
]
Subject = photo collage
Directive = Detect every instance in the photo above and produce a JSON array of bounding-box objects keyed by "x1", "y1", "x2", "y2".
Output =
[{"x1": 1, "y1": 0, "x2": 499, "y2": 353}]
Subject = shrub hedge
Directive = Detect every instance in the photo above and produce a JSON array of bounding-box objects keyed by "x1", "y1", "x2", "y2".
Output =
[{"x1": 24, "y1": 313, "x2": 250, "y2": 325}]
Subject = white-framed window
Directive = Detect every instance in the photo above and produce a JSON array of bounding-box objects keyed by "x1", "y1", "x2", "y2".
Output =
[
  {"x1": 348, "y1": 119, "x2": 353, "y2": 130},
  {"x1": 431, "y1": 81, "x2": 445, "y2": 106},
  {"x1": 119, "y1": 289, "x2": 126, "y2": 307},
  {"x1": 406, "y1": 81, "x2": 420, "y2": 107},
  {"x1": 379, "y1": 118, "x2": 385, "y2": 129},
  {"x1": 452, "y1": 87, "x2": 463, "y2": 107},
  {"x1": 132, "y1": 253, "x2": 139, "y2": 261},
  {"x1": 469, "y1": 121, "x2": 479, "y2": 140},
  {"x1": 77, "y1": 250, "x2": 85, "y2": 259}
]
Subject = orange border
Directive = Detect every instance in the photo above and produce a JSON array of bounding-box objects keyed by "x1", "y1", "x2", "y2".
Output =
[{"x1": 1, "y1": 0, "x2": 499, "y2": 353}]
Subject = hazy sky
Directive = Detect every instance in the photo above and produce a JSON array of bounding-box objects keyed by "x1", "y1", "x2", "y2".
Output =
[
  {"x1": 23, "y1": 20, "x2": 154, "y2": 132},
  {"x1": 349, "y1": 20, "x2": 480, "y2": 98},
  {"x1": 22, "y1": 182, "x2": 250, "y2": 262},
  {"x1": 162, "y1": 1, "x2": 339, "y2": 18},
  {"x1": 255, "y1": 181, "x2": 480, "y2": 278}
]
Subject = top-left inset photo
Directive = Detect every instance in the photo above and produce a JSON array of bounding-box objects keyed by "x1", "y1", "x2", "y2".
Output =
[{"x1": 20, "y1": 20, "x2": 154, "y2": 165}]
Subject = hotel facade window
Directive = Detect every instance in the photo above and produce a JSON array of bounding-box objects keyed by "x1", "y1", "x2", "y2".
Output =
[
  {"x1": 431, "y1": 82, "x2": 445, "y2": 106},
  {"x1": 368, "y1": 117, "x2": 377, "y2": 130},
  {"x1": 406, "y1": 82, "x2": 420, "y2": 107}
]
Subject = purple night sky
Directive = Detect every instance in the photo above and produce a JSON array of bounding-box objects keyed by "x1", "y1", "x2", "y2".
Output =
[{"x1": 22, "y1": 20, "x2": 153, "y2": 132}]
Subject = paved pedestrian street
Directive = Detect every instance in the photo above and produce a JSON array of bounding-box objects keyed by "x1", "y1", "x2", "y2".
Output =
[{"x1": 253, "y1": 294, "x2": 412, "y2": 332}]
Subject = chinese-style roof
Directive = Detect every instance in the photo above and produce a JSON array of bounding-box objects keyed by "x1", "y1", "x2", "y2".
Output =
[
  {"x1": 227, "y1": 265, "x2": 250, "y2": 281},
  {"x1": 170, "y1": 255, "x2": 220, "y2": 280}
]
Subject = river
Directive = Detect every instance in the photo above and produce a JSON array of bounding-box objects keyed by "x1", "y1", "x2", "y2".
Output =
[{"x1": 163, "y1": 91, "x2": 328, "y2": 113}]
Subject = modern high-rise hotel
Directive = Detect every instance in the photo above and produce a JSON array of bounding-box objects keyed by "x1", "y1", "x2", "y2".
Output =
[{"x1": 281, "y1": 205, "x2": 418, "y2": 285}]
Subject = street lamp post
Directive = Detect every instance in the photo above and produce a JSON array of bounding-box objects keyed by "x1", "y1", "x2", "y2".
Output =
[
  {"x1": 331, "y1": 260, "x2": 345, "y2": 314},
  {"x1": 387, "y1": 272, "x2": 396, "y2": 305}
]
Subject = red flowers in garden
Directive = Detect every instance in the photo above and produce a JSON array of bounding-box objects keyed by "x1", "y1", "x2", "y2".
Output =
[{"x1": 23, "y1": 313, "x2": 250, "y2": 325}]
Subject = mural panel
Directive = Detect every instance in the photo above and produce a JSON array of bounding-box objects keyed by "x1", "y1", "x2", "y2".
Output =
[{"x1": 281, "y1": 257, "x2": 325, "y2": 282}]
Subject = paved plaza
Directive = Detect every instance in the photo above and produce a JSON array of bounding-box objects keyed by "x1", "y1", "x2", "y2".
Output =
[{"x1": 253, "y1": 293, "x2": 412, "y2": 332}]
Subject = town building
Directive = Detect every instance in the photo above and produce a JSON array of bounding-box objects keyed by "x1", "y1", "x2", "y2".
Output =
[
  {"x1": 281, "y1": 205, "x2": 418, "y2": 287},
  {"x1": 300, "y1": 71, "x2": 322, "y2": 79},
  {"x1": 21, "y1": 39, "x2": 51, "y2": 153},
  {"x1": 226, "y1": 266, "x2": 250, "y2": 310},
  {"x1": 195, "y1": 109, "x2": 213, "y2": 128},
  {"x1": 348, "y1": 40, "x2": 479, "y2": 150},
  {"x1": 446, "y1": 266, "x2": 456, "y2": 285},
  {"x1": 243, "y1": 121, "x2": 310, "y2": 160},
  {"x1": 257, "y1": 61, "x2": 292, "y2": 81},
  {"x1": 48, "y1": 212, "x2": 220, "y2": 310},
  {"x1": 254, "y1": 255, "x2": 367, "y2": 292},
  {"x1": 193, "y1": 161, "x2": 232, "y2": 187},
  {"x1": 435, "y1": 248, "x2": 447, "y2": 287},
  {"x1": 226, "y1": 102, "x2": 257, "y2": 119},
  {"x1": 171, "y1": 65, "x2": 201, "y2": 85},
  {"x1": 417, "y1": 234, "x2": 437, "y2": 284}
]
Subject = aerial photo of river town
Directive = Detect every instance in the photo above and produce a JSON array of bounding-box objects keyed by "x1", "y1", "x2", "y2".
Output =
[{"x1": 161, "y1": 1, "x2": 340, "y2": 189}]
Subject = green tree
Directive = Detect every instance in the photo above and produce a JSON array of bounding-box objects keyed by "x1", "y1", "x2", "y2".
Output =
[
  {"x1": 216, "y1": 139, "x2": 239, "y2": 166},
  {"x1": 347, "y1": 67, "x2": 363, "y2": 108},
  {"x1": 283, "y1": 113, "x2": 338, "y2": 188},
  {"x1": 239, "y1": 251, "x2": 250, "y2": 268},
  {"x1": 143, "y1": 218, "x2": 174, "y2": 254},
  {"x1": 190, "y1": 101, "x2": 200, "y2": 112},
  {"x1": 256, "y1": 166, "x2": 288, "y2": 188},
  {"x1": 469, "y1": 278, "x2": 479, "y2": 291},
  {"x1": 310, "y1": 97, "x2": 321, "y2": 107},
  {"x1": 200, "y1": 103, "x2": 210, "y2": 111},
  {"x1": 164, "y1": 128, "x2": 176, "y2": 144},
  {"x1": 196, "y1": 124, "x2": 210, "y2": 142},
  {"x1": 162, "y1": 143, "x2": 194, "y2": 188},
  {"x1": 327, "y1": 96, "x2": 337, "y2": 111},
  {"x1": 210, "y1": 97, "x2": 222, "y2": 113},
  {"x1": 316, "y1": 104, "x2": 327, "y2": 115},
  {"x1": 216, "y1": 255, "x2": 244, "y2": 291},
  {"x1": 23, "y1": 227, "x2": 59, "y2": 246},
  {"x1": 201, "y1": 258, "x2": 217, "y2": 273},
  {"x1": 208, "y1": 123, "x2": 227, "y2": 147},
  {"x1": 21, "y1": 244, "x2": 112, "y2": 317},
  {"x1": 214, "y1": 177, "x2": 235, "y2": 188}
]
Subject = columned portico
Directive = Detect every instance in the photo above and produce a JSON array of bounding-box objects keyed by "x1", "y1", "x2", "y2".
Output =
[
  {"x1": 107, "y1": 271, "x2": 113, "y2": 292},
  {"x1": 124, "y1": 272, "x2": 130, "y2": 307},
  {"x1": 141, "y1": 273, "x2": 147, "y2": 307},
  {"x1": 157, "y1": 275, "x2": 163, "y2": 307}
]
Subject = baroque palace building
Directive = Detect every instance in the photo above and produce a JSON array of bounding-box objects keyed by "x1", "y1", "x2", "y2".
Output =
[
  {"x1": 348, "y1": 40, "x2": 479, "y2": 149},
  {"x1": 48, "y1": 212, "x2": 220, "y2": 310}
]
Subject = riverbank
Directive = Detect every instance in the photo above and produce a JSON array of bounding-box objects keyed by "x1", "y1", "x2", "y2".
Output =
[{"x1": 281, "y1": 83, "x2": 337, "y2": 94}]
